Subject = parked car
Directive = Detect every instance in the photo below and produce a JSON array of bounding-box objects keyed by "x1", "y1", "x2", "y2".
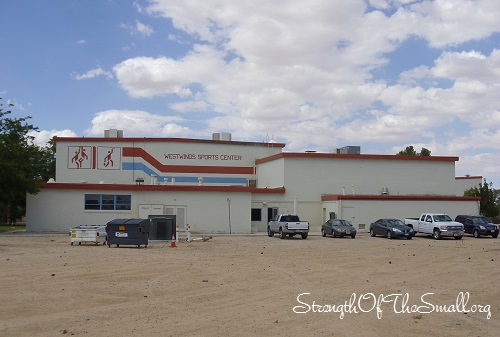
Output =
[
  {"x1": 370, "y1": 218, "x2": 414, "y2": 239},
  {"x1": 455, "y1": 215, "x2": 499, "y2": 238},
  {"x1": 321, "y1": 219, "x2": 356, "y2": 238}
]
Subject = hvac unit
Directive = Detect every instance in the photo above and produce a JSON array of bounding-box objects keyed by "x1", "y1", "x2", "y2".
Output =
[
  {"x1": 212, "y1": 132, "x2": 232, "y2": 141},
  {"x1": 338, "y1": 146, "x2": 361, "y2": 154}
]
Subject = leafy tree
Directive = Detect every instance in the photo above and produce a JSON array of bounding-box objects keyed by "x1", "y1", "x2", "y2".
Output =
[
  {"x1": 397, "y1": 145, "x2": 431, "y2": 156},
  {"x1": 419, "y1": 147, "x2": 431, "y2": 156},
  {"x1": 0, "y1": 98, "x2": 55, "y2": 224},
  {"x1": 464, "y1": 179, "x2": 499, "y2": 218}
]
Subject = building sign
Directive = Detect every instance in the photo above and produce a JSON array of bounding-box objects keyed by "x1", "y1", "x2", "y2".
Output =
[
  {"x1": 68, "y1": 146, "x2": 121, "y2": 170},
  {"x1": 164, "y1": 153, "x2": 243, "y2": 161},
  {"x1": 97, "y1": 147, "x2": 121, "y2": 170},
  {"x1": 69, "y1": 146, "x2": 94, "y2": 169}
]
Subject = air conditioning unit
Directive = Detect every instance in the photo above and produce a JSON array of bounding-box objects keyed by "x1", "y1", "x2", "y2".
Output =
[{"x1": 247, "y1": 179, "x2": 257, "y2": 187}]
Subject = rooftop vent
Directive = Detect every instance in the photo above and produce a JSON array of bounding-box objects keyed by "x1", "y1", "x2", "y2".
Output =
[
  {"x1": 104, "y1": 129, "x2": 123, "y2": 138},
  {"x1": 212, "y1": 132, "x2": 231, "y2": 141}
]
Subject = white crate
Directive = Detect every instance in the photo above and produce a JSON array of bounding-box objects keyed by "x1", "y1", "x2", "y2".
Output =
[{"x1": 70, "y1": 225, "x2": 107, "y2": 245}]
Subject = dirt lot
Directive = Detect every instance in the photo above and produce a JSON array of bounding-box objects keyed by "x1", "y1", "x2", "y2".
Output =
[{"x1": 0, "y1": 232, "x2": 498, "y2": 337}]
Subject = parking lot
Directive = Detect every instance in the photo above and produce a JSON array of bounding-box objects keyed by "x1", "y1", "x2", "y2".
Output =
[{"x1": 0, "y1": 232, "x2": 498, "y2": 336}]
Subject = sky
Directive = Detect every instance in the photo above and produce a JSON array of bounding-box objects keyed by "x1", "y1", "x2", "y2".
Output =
[{"x1": 1, "y1": 0, "x2": 500, "y2": 187}]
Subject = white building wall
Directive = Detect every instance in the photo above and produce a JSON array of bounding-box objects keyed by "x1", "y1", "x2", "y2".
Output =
[
  {"x1": 56, "y1": 138, "x2": 282, "y2": 185},
  {"x1": 27, "y1": 189, "x2": 131, "y2": 232},
  {"x1": 255, "y1": 159, "x2": 285, "y2": 188},
  {"x1": 281, "y1": 157, "x2": 458, "y2": 200},
  {"x1": 27, "y1": 188, "x2": 252, "y2": 234},
  {"x1": 454, "y1": 176, "x2": 482, "y2": 196},
  {"x1": 28, "y1": 136, "x2": 480, "y2": 234}
]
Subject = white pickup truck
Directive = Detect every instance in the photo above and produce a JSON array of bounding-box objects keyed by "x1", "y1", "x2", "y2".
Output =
[
  {"x1": 404, "y1": 213, "x2": 464, "y2": 240},
  {"x1": 268, "y1": 214, "x2": 309, "y2": 239}
]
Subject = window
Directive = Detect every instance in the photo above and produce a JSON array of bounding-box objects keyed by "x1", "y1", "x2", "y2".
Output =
[
  {"x1": 268, "y1": 207, "x2": 278, "y2": 222},
  {"x1": 85, "y1": 194, "x2": 131, "y2": 211},
  {"x1": 251, "y1": 208, "x2": 262, "y2": 221},
  {"x1": 116, "y1": 195, "x2": 132, "y2": 210}
]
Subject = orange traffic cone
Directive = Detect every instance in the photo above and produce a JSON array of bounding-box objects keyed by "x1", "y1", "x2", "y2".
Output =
[{"x1": 170, "y1": 234, "x2": 176, "y2": 248}]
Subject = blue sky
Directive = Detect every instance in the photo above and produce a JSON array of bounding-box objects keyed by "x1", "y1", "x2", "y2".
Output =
[{"x1": 1, "y1": 0, "x2": 499, "y2": 187}]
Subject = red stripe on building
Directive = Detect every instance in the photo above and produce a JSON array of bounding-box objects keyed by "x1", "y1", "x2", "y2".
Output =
[
  {"x1": 122, "y1": 147, "x2": 255, "y2": 174},
  {"x1": 42, "y1": 182, "x2": 285, "y2": 194},
  {"x1": 92, "y1": 146, "x2": 97, "y2": 169},
  {"x1": 321, "y1": 195, "x2": 480, "y2": 201}
]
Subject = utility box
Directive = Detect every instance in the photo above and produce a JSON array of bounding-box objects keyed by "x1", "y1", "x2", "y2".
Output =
[
  {"x1": 106, "y1": 219, "x2": 150, "y2": 248},
  {"x1": 149, "y1": 215, "x2": 176, "y2": 240},
  {"x1": 70, "y1": 225, "x2": 107, "y2": 246}
]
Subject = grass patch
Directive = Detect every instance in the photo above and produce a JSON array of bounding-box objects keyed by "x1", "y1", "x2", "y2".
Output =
[{"x1": 0, "y1": 225, "x2": 26, "y2": 233}]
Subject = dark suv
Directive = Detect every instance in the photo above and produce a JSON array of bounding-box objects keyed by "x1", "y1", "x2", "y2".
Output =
[{"x1": 455, "y1": 215, "x2": 499, "y2": 238}]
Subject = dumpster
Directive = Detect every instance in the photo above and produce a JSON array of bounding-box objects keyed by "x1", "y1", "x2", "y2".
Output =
[
  {"x1": 70, "y1": 225, "x2": 107, "y2": 246},
  {"x1": 106, "y1": 219, "x2": 150, "y2": 248}
]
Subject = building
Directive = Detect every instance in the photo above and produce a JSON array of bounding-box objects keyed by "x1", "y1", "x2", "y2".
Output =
[{"x1": 26, "y1": 130, "x2": 481, "y2": 234}]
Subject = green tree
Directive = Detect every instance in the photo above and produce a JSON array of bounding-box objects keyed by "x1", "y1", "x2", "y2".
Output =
[
  {"x1": 464, "y1": 179, "x2": 499, "y2": 218},
  {"x1": 397, "y1": 145, "x2": 431, "y2": 156},
  {"x1": 0, "y1": 98, "x2": 55, "y2": 224}
]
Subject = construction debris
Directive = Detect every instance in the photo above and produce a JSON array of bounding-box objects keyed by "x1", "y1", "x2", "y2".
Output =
[{"x1": 190, "y1": 236, "x2": 213, "y2": 242}]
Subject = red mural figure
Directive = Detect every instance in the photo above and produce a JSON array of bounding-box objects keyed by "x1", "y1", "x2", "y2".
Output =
[
  {"x1": 103, "y1": 148, "x2": 114, "y2": 167},
  {"x1": 71, "y1": 146, "x2": 88, "y2": 169}
]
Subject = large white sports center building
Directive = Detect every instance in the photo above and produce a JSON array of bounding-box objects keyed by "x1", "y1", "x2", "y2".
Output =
[{"x1": 26, "y1": 130, "x2": 481, "y2": 234}]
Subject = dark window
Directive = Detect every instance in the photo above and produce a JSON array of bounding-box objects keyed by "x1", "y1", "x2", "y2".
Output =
[
  {"x1": 251, "y1": 208, "x2": 262, "y2": 221},
  {"x1": 84, "y1": 194, "x2": 100, "y2": 210},
  {"x1": 85, "y1": 194, "x2": 131, "y2": 211},
  {"x1": 101, "y1": 195, "x2": 115, "y2": 210},
  {"x1": 116, "y1": 195, "x2": 131, "y2": 210}
]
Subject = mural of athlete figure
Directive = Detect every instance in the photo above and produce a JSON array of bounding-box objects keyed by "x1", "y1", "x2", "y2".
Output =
[
  {"x1": 103, "y1": 148, "x2": 114, "y2": 167},
  {"x1": 71, "y1": 146, "x2": 88, "y2": 169}
]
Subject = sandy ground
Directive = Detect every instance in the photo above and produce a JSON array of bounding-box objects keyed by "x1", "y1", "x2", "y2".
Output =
[{"x1": 0, "y1": 231, "x2": 498, "y2": 337}]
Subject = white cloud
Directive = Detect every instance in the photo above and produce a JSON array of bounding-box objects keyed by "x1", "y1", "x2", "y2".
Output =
[
  {"x1": 84, "y1": 110, "x2": 192, "y2": 137},
  {"x1": 397, "y1": 49, "x2": 500, "y2": 130},
  {"x1": 407, "y1": 0, "x2": 500, "y2": 48},
  {"x1": 28, "y1": 129, "x2": 78, "y2": 147},
  {"x1": 136, "y1": 20, "x2": 154, "y2": 37},
  {"x1": 73, "y1": 67, "x2": 113, "y2": 80},
  {"x1": 113, "y1": 45, "x2": 226, "y2": 98},
  {"x1": 120, "y1": 20, "x2": 155, "y2": 37}
]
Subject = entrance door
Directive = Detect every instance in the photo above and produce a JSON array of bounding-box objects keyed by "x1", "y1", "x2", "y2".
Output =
[
  {"x1": 164, "y1": 206, "x2": 187, "y2": 229},
  {"x1": 267, "y1": 207, "x2": 278, "y2": 222}
]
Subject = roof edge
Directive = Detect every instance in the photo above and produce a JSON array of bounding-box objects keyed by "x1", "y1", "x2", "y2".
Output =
[
  {"x1": 256, "y1": 152, "x2": 459, "y2": 164},
  {"x1": 53, "y1": 136, "x2": 286, "y2": 148}
]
